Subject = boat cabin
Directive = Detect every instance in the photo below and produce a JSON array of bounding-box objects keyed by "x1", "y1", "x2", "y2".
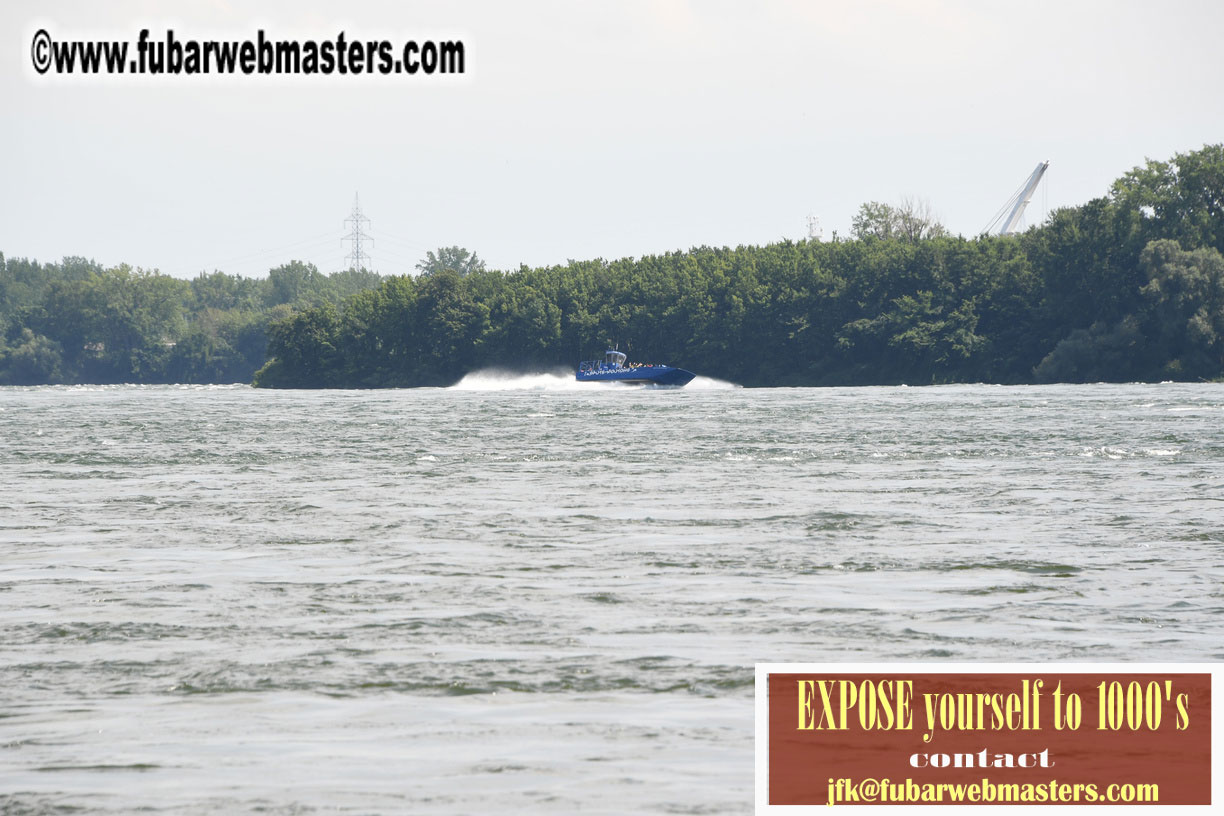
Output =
[{"x1": 578, "y1": 348, "x2": 628, "y2": 373}]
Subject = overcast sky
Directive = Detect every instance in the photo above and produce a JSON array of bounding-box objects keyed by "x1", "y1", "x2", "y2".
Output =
[{"x1": 4, "y1": 0, "x2": 1222, "y2": 279}]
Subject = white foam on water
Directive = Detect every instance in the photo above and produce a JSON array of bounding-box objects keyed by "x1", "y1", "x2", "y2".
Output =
[
  {"x1": 447, "y1": 369, "x2": 740, "y2": 391},
  {"x1": 685, "y1": 376, "x2": 740, "y2": 390},
  {"x1": 447, "y1": 370, "x2": 593, "y2": 391}
]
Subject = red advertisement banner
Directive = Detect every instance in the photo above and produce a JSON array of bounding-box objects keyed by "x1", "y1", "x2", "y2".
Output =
[{"x1": 763, "y1": 669, "x2": 1212, "y2": 807}]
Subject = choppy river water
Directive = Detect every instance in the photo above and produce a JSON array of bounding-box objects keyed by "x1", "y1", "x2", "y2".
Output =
[{"x1": 2, "y1": 377, "x2": 1222, "y2": 813}]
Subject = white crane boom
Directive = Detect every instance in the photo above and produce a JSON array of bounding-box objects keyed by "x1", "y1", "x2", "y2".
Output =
[{"x1": 998, "y1": 161, "x2": 1049, "y2": 235}]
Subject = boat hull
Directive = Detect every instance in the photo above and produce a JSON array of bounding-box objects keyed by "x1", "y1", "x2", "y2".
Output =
[{"x1": 575, "y1": 365, "x2": 695, "y2": 386}]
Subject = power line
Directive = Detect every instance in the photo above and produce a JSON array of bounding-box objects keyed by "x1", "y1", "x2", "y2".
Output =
[
  {"x1": 343, "y1": 193, "x2": 373, "y2": 271},
  {"x1": 161, "y1": 231, "x2": 344, "y2": 278},
  {"x1": 212, "y1": 232, "x2": 346, "y2": 269}
]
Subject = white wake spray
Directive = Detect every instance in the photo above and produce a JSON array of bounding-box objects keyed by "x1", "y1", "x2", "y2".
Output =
[{"x1": 446, "y1": 369, "x2": 739, "y2": 391}]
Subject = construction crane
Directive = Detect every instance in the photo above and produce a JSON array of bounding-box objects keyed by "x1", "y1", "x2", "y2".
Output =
[{"x1": 982, "y1": 161, "x2": 1050, "y2": 236}]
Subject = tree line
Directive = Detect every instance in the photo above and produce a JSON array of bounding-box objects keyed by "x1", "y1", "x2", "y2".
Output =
[
  {"x1": 0, "y1": 260, "x2": 381, "y2": 384},
  {"x1": 253, "y1": 144, "x2": 1224, "y2": 387},
  {"x1": 3, "y1": 144, "x2": 1222, "y2": 388}
]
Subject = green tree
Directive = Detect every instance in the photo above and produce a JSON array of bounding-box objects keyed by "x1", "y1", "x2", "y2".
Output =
[
  {"x1": 1140, "y1": 239, "x2": 1224, "y2": 377},
  {"x1": 895, "y1": 197, "x2": 948, "y2": 242},
  {"x1": 30, "y1": 265, "x2": 187, "y2": 381},
  {"x1": 0, "y1": 329, "x2": 64, "y2": 384},
  {"x1": 254, "y1": 303, "x2": 343, "y2": 388},
  {"x1": 1111, "y1": 143, "x2": 1224, "y2": 254},
  {"x1": 265, "y1": 261, "x2": 328, "y2": 307},
  {"x1": 851, "y1": 198, "x2": 946, "y2": 243},
  {"x1": 192, "y1": 270, "x2": 263, "y2": 311},
  {"x1": 851, "y1": 201, "x2": 899, "y2": 240},
  {"x1": 415, "y1": 246, "x2": 486, "y2": 277},
  {"x1": 1033, "y1": 317, "x2": 1146, "y2": 383},
  {"x1": 327, "y1": 267, "x2": 384, "y2": 300}
]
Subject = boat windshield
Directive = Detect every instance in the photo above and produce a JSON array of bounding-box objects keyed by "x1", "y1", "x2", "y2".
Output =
[{"x1": 604, "y1": 350, "x2": 627, "y2": 367}]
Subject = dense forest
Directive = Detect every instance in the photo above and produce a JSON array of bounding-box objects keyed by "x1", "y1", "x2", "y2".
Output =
[
  {"x1": 3, "y1": 144, "x2": 1222, "y2": 388},
  {"x1": 0, "y1": 260, "x2": 381, "y2": 385}
]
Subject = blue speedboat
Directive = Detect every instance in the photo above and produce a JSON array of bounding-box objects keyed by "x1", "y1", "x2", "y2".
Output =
[{"x1": 576, "y1": 348, "x2": 695, "y2": 386}]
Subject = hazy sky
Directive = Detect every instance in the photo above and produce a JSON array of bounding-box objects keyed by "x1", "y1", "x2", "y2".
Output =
[{"x1": 4, "y1": 0, "x2": 1222, "y2": 279}]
